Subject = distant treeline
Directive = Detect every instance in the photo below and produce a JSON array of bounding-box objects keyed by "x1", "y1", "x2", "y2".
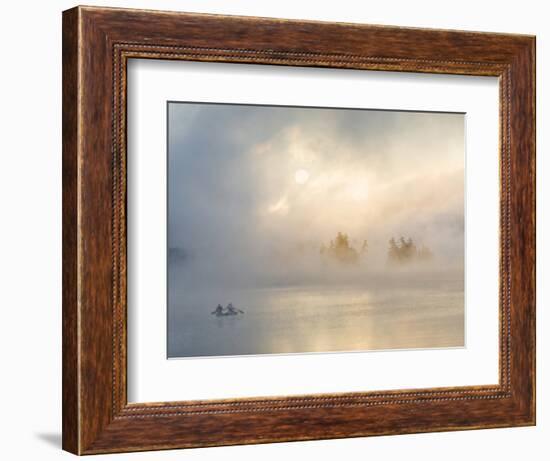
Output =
[{"x1": 320, "y1": 232, "x2": 433, "y2": 266}]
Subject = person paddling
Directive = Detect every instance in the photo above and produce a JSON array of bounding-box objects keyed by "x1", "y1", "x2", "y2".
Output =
[
  {"x1": 212, "y1": 304, "x2": 224, "y2": 316},
  {"x1": 226, "y1": 303, "x2": 243, "y2": 314}
]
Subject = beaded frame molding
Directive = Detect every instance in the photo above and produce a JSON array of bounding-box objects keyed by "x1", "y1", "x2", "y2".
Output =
[{"x1": 62, "y1": 6, "x2": 535, "y2": 455}]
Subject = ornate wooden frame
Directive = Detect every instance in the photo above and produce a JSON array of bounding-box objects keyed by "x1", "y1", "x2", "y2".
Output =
[{"x1": 62, "y1": 5, "x2": 535, "y2": 455}]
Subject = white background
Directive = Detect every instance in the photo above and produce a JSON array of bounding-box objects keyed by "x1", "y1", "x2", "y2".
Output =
[
  {"x1": 0, "y1": 1, "x2": 546, "y2": 460},
  {"x1": 128, "y1": 60, "x2": 499, "y2": 402}
]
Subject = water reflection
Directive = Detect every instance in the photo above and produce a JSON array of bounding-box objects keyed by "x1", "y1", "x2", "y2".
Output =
[{"x1": 168, "y1": 272, "x2": 464, "y2": 358}]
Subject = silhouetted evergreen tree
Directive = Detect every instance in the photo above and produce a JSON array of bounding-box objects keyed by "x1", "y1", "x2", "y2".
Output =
[
  {"x1": 388, "y1": 238, "x2": 400, "y2": 262},
  {"x1": 387, "y1": 236, "x2": 430, "y2": 264},
  {"x1": 321, "y1": 232, "x2": 360, "y2": 265}
]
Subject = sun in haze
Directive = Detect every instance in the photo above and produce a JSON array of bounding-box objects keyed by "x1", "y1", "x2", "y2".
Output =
[{"x1": 294, "y1": 169, "x2": 310, "y2": 185}]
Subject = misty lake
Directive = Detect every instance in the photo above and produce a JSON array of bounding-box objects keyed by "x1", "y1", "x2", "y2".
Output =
[
  {"x1": 167, "y1": 272, "x2": 464, "y2": 358},
  {"x1": 166, "y1": 102, "x2": 466, "y2": 359}
]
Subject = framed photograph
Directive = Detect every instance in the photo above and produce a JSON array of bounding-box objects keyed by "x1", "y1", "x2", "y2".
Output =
[{"x1": 62, "y1": 6, "x2": 535, "y2": 455}]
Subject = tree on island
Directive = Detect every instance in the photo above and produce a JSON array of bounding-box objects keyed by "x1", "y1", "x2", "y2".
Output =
[
  {"x1": 361, "y1": 239, "x2": 369, "y2": 255},
  {"x1": 388, "y1": 236, "x2": 432, "y2": 264},
  {"x1": 388, "y1": 237, "x2": 400, "y2": 262},
  {"x1": 321, "y1": 232, "x2": 364, "y2": 265}
]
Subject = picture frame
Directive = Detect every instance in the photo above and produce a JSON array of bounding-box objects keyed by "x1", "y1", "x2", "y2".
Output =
[{"x1": 62, "y1": 5, "x2": 535, "y2": 455}]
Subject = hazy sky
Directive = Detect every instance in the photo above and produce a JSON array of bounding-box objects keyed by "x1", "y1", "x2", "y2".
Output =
[{"x1": 168, "y1": 102, "x2": 464, "y2": 285}]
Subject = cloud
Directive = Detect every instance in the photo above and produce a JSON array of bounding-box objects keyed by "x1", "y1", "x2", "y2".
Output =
[{"x1": 168, "y1": 102, "x2": 464, "y2": 284}]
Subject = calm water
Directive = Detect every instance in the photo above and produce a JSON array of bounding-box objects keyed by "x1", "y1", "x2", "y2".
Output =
[{"x1": 167, "y1": 273, "x2": 464, "y2": 358}]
